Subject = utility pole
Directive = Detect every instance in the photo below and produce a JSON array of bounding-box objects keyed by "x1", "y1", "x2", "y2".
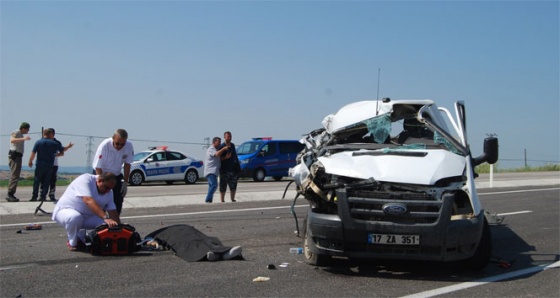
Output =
[
  {"x1": 524, "y1": 149, "x2": 528, "y2": 168},
  {"x1": 203, "y1": 137, "x2": 210, "y2": 150},
  {"x1": 85, "y1": 136, "x2": 94, "y2": 173}
]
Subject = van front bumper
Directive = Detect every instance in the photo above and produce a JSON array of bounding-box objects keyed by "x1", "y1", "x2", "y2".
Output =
[{"x1": 305, "y1": 189, "x2": 484, "y2": 262}]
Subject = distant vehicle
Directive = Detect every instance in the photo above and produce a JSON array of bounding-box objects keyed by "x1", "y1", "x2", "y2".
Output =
[
  {"x1": 236, "y1": 138, "x2": 305, "y2": 182},
  {"x1": 127, "y1": 146, "x2": 203, "y2": 186}
]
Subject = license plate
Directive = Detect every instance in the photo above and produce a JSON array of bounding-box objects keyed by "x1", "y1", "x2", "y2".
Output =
[{"x1": 368, "y1": 234, "x2": 420, "y2": 245}]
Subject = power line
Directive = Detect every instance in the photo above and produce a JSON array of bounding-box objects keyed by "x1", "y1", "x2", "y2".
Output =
[
  {"x1": 1, "y1": 132, "x2": 207, "y2": 146},
  {"x1": 55, "y1": 133, "x2": 207, "y2": 146}
]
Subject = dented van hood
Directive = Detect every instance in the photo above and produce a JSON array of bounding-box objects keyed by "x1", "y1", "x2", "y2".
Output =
[{"x1": 318, "y1": 149, "x2": 466, "y2": 185}]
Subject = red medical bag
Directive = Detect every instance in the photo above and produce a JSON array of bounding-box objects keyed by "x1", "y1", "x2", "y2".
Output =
[{"x1": 87, "y1": 224, "x2": 142, "y2": 255}]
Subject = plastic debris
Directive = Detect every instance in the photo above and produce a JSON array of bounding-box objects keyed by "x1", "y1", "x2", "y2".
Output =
[
  {"x1": 289, "y1": 247, "x2": 303, "y2": 254},
  {"x1": 252, "y1": 276, "x2": 270, "y2": 282},
  {"x1": 490, "y1": 257, "x2": 515, "y2": 269},
  {"x1": 267, "y1": 264, "x2": 276, "y2": 269},
  {"x1": 25, "y1": 224, "x2": 42, "y2": 230},
  {"x1": 485, "y1": 210, "x2": 505, "y2": 225}
]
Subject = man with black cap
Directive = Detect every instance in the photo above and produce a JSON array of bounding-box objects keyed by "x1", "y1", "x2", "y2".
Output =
[{"x1": 6, "y1": 122, "x2": 31, "y2": 202}]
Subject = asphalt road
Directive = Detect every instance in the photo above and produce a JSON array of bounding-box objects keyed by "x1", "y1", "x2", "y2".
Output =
[{"x1": 0, "y1": 177, "x2": 558, "y2": 297}]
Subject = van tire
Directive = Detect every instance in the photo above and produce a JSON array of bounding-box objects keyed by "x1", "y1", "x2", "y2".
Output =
[
  {"x1": 253, "y1": 168, "x2": 266, "y2": 182},
  {"x1": 303, "y1": 215, "x2": 331, "y2": 267},
  {"x1": 459, "y1": 217, "x2": 492, "y2": 270}
]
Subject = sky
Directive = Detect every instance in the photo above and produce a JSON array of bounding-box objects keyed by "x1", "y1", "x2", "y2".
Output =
[{"x1": 1, "y1": 0, "x2": 558, "y2": 171}]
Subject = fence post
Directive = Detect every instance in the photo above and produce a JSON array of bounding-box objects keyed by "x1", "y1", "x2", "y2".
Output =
[{"x1": 489, "y1": 164, "x2": 494, "y2": 188}]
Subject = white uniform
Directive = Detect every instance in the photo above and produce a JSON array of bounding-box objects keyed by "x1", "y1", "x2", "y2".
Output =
[
  {"x1": 92, "y1": 138, "x2": 134, "y2": 175},
  {"x1": 52, "y1": 174, "x2": 117, "y2": 246}
]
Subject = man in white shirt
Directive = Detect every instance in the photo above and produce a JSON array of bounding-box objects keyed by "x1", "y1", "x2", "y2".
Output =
[
  {"x1": 203, "y1": 137, "x2": 229, "y2": 203},
  {"x1": 92, "y1": 129, "x2": 134, "y2": 214},
  {"x1": 52, "y1": 173, "x2": 120, "y2": 251}
]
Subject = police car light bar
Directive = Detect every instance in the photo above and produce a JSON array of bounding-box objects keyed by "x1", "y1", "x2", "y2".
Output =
[{"x1": 148, "y1": 146, "x2": 168, "y2": 150}]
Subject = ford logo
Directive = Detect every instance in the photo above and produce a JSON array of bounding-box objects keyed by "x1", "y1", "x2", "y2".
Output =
[{"x1": 382, "y1": 203, "x2": 408, "y2": 215}]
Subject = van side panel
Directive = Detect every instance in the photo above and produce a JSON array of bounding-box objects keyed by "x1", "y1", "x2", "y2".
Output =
[{"x1": 238, "y1": 140, "x2": 303, "y2": 180}]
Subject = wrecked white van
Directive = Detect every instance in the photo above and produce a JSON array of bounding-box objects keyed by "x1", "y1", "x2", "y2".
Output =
[{"x1": 290, "y1": 98, "x2": 498, "y2": 269}]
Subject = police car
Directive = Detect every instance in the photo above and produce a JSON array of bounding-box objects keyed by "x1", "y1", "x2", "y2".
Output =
[{"x1": 128, "y1": 146, "x2": 203, "y2": 186}]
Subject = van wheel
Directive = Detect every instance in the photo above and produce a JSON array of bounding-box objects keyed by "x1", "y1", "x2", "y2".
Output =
[
  {"x1": 129, "y1": 171, "x2": 144, "y2": 186},
  {"x1": 253, "y1": 168, "x2": 266, "y2": 182},
  {"x1": 459, "y1": 217, "x2": 492, "y2": 270},
  {"x1": 303, "y1": 215, "x2": 331, "y2": 266}
]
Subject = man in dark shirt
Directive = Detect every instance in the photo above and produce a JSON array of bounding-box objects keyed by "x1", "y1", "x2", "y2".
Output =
[
  {"x1": 218, "y1": 131, "x2": 240, "y2": 202},
  {"x1": 28, "y1": 128, "x2": 66, "y2": 202}
]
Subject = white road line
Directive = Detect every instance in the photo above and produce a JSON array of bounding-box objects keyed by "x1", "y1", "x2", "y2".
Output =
[
  {"x1": 0, "y1": 204, "x2": 310, "y2": 228},
  {"x1": 400, "y1": 261, "x2": 560, "y2": 298},
  {"x1": 0, "y1": 263, "x2": 37, "y2": 271},
  {"x1": 497, "y1": 210, "x2": 532, "y2": 216},
  {"x1": 479, "y1": 187, "x2": 559, "y2": 196}
]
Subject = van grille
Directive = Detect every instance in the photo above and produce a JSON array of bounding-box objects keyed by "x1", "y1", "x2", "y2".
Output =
[{"x1": 346, "y1": 190, "x2": 441, "y2": 224}]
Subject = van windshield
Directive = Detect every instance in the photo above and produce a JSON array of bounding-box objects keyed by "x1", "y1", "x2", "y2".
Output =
[{"x1": 236, "y1": 141, "x2": 264, "y2": 155}]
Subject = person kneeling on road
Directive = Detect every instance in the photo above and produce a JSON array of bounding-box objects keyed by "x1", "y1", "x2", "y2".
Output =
[{"x1": 52, "y1": 172, "x2": 120, "y2": 251}]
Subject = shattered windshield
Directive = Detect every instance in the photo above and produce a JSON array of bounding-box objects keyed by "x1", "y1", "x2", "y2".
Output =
[
  {"x1": 330, "y1": 104, "x2": 464, "y2": 155},
  {"x1": 363, "y1": 114, "x2": 391, "y2": 143}
]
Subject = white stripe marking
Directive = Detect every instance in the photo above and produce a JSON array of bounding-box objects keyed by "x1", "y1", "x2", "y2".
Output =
[
  {"x1": 479, "y1": 187, "x2": 559, "y2": 196},
  {"x1": 400, "y1": 261, "x2": 560, "y2": 298},
  {"x1": 0, "y1": 204, "x2": 309, "y2": 228},
  {"x1": 497, "y1": 210, "x2": 532, "y2": 216}
]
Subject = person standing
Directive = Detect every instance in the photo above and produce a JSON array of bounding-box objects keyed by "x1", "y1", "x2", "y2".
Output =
[
  {"x1": 48, "y1": 129, "x2": 74, "y2": 201},
  {"x1": 219, "y1": 131, "x2": 240, "y2": 203},
  {"x1": 28, "y1": 128, "x2": 66, "y2": 201},
  {"x1": 92, "y1": 129, "x2": 134, "y2": 214},
  {"x1": 5, "y1": 122, "x2": 31, "y2": 202},
  {"x1": 204, "y1": 137, "x2": 229, "y2": 203},
  {"x1": 52, "y1": 172, "x2": 120, "y2": 251}
]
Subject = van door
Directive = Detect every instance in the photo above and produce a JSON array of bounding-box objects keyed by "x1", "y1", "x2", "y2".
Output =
[
  {"x1": 277, "y1": 141, "x2": 305, "y2": 176},
  {"x1": 258, "y1": 142, "x2": 281, "y2": 176}
]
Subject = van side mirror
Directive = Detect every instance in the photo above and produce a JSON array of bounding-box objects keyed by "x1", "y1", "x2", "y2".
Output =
[{"x1": 472, "y1": 137, "x2": 499, "y2": 166}]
